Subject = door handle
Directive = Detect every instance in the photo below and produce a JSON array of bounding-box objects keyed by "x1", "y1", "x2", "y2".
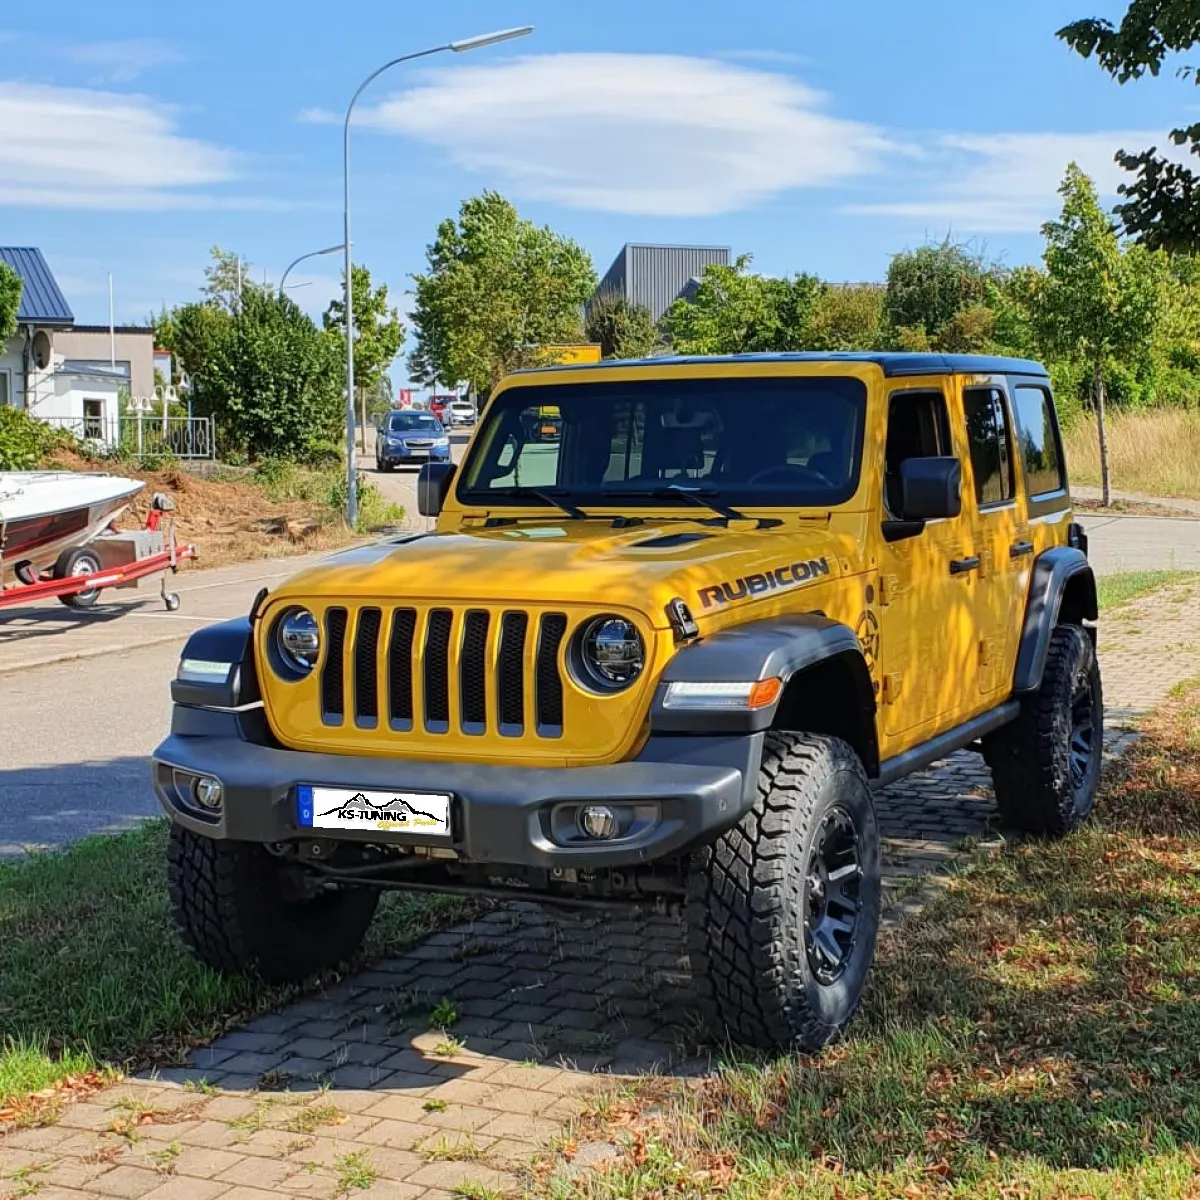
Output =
[
  {"x1": 1010, "y1": 539, "x2": 1034, "y2": 559},
  {"x1": 949, "y1": 556, "x2": 981, "y2": 576}
]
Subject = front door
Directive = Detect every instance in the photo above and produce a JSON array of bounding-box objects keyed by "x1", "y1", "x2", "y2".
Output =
[
  {"x1": 958, "y1": 380, "x2": 1026, "y2": 696},
  {"x1": 877, "y1": 387, "x2": 981, "y2": 748}
]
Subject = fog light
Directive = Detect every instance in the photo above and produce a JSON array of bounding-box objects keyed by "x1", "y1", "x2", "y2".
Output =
[
  {"x1": 194, "y1": 776, "x2": 224, "y2": 809},
  {"x1": 578, "y1": 804, "x2": 618, "y2": 840}
]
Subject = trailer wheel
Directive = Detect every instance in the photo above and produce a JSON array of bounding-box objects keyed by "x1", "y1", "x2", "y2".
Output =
[{"x1": 54, "y1": 547, "x2": 103, "y2": 609}]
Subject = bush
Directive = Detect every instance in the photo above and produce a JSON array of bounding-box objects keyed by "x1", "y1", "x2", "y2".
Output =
[{"x1": 0, "y1": 407, "x2": 77, "y2": 470}]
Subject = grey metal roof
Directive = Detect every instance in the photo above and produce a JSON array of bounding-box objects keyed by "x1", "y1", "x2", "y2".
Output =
[
  {"x1": 0, "y1": 247, "x2": 74, "y2": 326},
  {"x1": 514, "y1": 352, "x2": 1050, "y2": 379},
  {"x1": 595, "y1": 244, "x2": 731, "y2": 322}
]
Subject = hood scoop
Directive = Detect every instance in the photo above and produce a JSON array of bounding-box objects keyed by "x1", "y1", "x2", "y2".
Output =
[{"x1": 632, "y1": 531, "x2": 714, "y2": 549}]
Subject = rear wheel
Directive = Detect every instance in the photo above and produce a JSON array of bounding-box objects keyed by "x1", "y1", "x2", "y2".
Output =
[
  {"x1": 984, "y1": 624, "x2": 1103, "y2": 837},
  {"x1": 54, "y1": 546, "x2": 103, "y2": 609},
  {"x1": 167, "y1": 825, "x2": 379, "y2": 982},
  {"x1": 686, "y1": 732, "x2": 881, "y2": 1050}
]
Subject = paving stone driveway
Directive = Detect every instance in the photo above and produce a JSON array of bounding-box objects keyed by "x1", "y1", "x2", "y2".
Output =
[{"x1": 4, "y1": 582, "x2": 1199, "y2": 1200}]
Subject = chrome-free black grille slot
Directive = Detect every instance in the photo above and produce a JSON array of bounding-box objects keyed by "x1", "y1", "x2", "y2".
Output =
[
  {"x1": 388, "y1": 608, "x2": 416, "y2": 729},
  {"x1": 353, "y1": 607, "x2": 382, "y2": 727},
  {"x1": 536, "y1": 614, "x2": 567, "y2": 735},
  {"x1": 321, "y1": 608, "x2": 347, "y2": 723},
  {"x1": 497, "y1": 612, "x2": 528, "y2": 734},
  {"x1": 424, "y1": 609, "x2": 453, "y2": 731},
  {"x1": 460, "y1": 611, "x2": 490, "y2": 733}
]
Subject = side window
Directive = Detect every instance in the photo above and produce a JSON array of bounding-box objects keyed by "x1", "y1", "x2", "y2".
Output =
[
  {"x1": 963, "y1": 387, "x2": 1015, "y2": 507},
  {"x1": 1011, "y1": 385, "x2": 1066, "y2": 497},
  {"x1": 884, "y1": 390, "x2": 951, "y2": 516}
]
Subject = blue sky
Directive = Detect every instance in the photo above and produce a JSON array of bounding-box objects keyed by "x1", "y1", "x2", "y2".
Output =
[{"x1": 1, "y1": 0, "x2": 1192, "y2": 387}]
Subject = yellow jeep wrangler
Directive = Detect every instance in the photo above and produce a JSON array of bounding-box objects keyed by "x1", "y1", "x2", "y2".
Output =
[{"x1": 157, "y1": 353, "x2": 1101, "y2": 1050}]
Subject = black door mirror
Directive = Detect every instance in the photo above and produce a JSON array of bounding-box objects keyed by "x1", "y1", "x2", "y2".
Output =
[
  {"x1": 417, "y1": 462, "x2": 457, "y2": 517},
  {"x1": 899, "y1": 457, "x2": 961, "y2": 521}
]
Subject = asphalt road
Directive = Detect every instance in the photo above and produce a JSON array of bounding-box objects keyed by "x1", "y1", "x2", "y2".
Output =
[{"x1": 2, "y1": 476, "x2": 1198, "y2": 855}]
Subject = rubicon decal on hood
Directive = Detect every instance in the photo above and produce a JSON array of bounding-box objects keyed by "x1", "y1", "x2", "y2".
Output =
[{"x1": 698, "y1": 557, "x2": 831, "y2": 609}]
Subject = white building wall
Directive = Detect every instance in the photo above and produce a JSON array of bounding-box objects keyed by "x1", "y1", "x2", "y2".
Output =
[{"x1": 0, "y1": 335, "x2": 24, "y2": 408}]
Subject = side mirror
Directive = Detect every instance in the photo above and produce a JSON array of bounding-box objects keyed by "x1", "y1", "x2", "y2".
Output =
[
  {"x1": 900, "y1": 457, "x2": 961, "y2": 521},
  {"x1": 417, "y1": 462, "x2": 457, "y2": 517}
]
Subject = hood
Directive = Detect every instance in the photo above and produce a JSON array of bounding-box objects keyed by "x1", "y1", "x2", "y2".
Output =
[{"x1": 271, "y1": 518, "x2": 862, "y2": 629}]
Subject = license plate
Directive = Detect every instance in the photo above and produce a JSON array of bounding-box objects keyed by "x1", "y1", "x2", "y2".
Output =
[{"x1": 296, "y1": 785, "x2": 451, "y2": 836}]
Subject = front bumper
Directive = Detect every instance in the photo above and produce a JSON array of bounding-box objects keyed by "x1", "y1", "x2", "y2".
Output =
[
  {"x1": 379, "y1": 444, "x2": 451, "y2": 465},
  {"x1": 152, "y1": 715, "x2": 762, "y2": 870}
]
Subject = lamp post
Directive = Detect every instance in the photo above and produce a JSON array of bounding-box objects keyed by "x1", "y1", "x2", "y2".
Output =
[
  {"x1": 279, "y1": 244, "x2": 346, "y2": 297},
  {"x1": 341, "y1": 25, "x2": 533, "y2": 528}
]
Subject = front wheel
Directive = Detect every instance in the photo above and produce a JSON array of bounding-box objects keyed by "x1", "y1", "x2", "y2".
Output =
[
  {"x1": 167, "y1": 825, "x2": 379, "y2": 982},
  {"x1": 686, "y1": 732, "x2": 881, "y2": 1050},
  {"x1": 54, "y1": 546, "x2": 103, "y2": 609}
]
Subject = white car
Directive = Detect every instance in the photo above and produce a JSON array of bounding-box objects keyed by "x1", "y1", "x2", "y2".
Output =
[{"x1": 447, "y1": 400, "x2": 477, "y2": 426}]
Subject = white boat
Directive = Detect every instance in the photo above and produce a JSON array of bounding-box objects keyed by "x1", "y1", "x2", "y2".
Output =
[{"x1": 0, "y1": 471, "x2": 145, "y2": 585}]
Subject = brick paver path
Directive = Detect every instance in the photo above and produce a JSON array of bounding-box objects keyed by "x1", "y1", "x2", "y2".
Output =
[{"x1": 5, "y1": 581, "x2": 1199, "y2": 1199}]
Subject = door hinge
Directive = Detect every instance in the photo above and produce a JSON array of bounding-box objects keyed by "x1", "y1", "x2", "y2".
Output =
[
  {"x1": 979, "y1": 549, "x2": 994, "y2": 578},
  {"x1": 882, "y1": 672, "x2": 903, "y2": 704},
  {"x1": 879, "y1": 574, "x2": 902, "y2": 606},
  {"x1": 978, "y1": 636, "x2": 993, "y2": 666}
]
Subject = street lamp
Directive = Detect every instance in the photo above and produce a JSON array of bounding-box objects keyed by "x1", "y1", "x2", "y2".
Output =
[
  {"x1": 279, "y1": 244, "x2": 346, "y2": 297},
  {"x1": 341, "y1": 25, "x2": 534, "y2": 528}
]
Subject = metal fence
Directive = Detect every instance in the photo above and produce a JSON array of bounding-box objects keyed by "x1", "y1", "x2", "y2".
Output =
[{"x1": 39, "y1": 414, "x2": 215, "y2": 460}]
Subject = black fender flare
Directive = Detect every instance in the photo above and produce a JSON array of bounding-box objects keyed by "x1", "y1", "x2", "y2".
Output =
[
  {"x1": 171, "y1": 616, "x2": 259, "y2": 709},
  {"x1": 1014, "y1": 547, "x2": 1098, "y2": 693},
  {"x1": 649, "y1": 613, "x2": 878, "y2": 772}
]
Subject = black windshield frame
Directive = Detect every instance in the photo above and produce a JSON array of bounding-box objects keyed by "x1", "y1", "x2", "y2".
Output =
[{"x1": 456, "y1": 376, "x2": 868, "y2": 510}]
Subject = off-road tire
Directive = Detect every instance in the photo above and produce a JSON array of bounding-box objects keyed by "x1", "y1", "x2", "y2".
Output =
[
  {"x1": 984, "y1": 624, "x2": 1103, "y2": 837},
  {"x1": 167, "y1": 825, "x2": 380, "y2": 983},
  {"x1": 54, "y1": 546, "x2": 103, "y2": 609},
  {"x1": 686, "y1": 731, "x2": 881, "y2": 1050}
]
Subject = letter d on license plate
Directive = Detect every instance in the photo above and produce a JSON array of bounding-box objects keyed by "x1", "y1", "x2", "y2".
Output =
[{"x1": 296, "y1": 786, "x2": 451, "y2": 836}]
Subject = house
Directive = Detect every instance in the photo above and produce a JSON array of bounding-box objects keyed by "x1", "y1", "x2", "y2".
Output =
[
  {"x1": 0, "y1": 247, "x2": 155, "y2": 441},
  {"x1": 593, "y1": 243, "x2": 731, "y2": 323}
]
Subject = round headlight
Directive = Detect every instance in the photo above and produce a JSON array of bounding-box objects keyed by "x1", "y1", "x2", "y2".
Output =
[
  {"x1": 275, "y1": 607, "x2": 320, "y2": 675},
  {"x1": 577, "y1": 615, "x2": 645, "y2": 691}
]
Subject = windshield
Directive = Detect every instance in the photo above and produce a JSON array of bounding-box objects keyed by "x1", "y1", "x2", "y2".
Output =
[
  {"x1": 388, "y1": 412, "x2": 442, "y2": 433},
  {"x1": 458, "y1": 376, "x2": 867, "y2": 508}
]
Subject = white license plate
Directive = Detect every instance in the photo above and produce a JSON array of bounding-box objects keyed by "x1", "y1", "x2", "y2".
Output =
[{"x1": 296, "y1": 785, "x2": 451, "y2": 836}]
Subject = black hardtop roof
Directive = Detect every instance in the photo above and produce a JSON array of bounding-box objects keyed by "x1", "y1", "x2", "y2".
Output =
[{"x1": 514, "y1": 351, "x2": 1049, "y2": 379}]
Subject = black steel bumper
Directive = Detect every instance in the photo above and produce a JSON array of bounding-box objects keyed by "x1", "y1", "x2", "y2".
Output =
[{"x1": 152, "y1": 712, "x2": 762, "y2": 871}]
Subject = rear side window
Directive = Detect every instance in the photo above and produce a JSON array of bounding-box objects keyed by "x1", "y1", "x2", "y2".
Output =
[
  {"x1": 1011, "y1": 385, "x2": 1065, "y2": 497},
  {"x1": 963, "y1": 387, "x2": 1015, "y2": 507}
]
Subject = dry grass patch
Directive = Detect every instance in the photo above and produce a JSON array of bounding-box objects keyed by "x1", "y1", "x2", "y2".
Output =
[{"x1": 1063, "y1": 409, "x2": 1200, "y2": 499}]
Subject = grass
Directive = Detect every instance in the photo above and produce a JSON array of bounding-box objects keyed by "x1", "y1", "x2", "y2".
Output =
[
  {"x1": 332, "y1": 1150, "x2": 378, "y2": 1194},
  {"x1": 430, "y1": 998, "x2": 460, "y2": 1030},
  {"x1": 1063, "y1": 409, "x2": 1200, "y2": 499},
  {"x1": 0, "y1": 819, "x2": 470, "y2": 1119},
  {"x1": 539, "y1": 682, "x2": 1200, "y2": 1199},
  {"x1": 1096, "y1": 569, "x2": 1197, "y2": 611}
]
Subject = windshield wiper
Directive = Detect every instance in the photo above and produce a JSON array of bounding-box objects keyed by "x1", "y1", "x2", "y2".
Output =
[
  {"x1": 602, "y1": 484, "x2": 745, "y2": 522},
  {"x1": 496, "y1": 487, "x2": 589, "y2": 520}
]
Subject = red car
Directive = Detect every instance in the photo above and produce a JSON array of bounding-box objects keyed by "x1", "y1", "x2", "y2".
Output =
[{"x1": 428, "y1": 394, "x2": 457, "y2": 422}]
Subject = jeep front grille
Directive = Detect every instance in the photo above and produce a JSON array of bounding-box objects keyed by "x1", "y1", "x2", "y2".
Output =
[{"x1": 320, "y1": 605, "x2": 570, "y2": 739}]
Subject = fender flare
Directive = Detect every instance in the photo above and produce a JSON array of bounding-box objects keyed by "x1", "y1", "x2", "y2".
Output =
[
  {"x1": 649, "y1": 613, "x2": 878, "y2": 770},
  {"x1": 171, "y1": 617, "x2": 258, "y2": 709},
  {"x1": 1014, "y1": 547, "x2": 1097, "y2": 693}
]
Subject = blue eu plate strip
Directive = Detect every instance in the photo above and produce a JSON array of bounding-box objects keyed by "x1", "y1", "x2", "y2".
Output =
[{"x1": 296, "y1": 785, "x2": 314, "y2": 828}]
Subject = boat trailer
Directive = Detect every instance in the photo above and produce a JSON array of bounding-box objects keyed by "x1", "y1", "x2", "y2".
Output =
[{"x1": 0, "y1": 493, "x2": 197, "y2": 614}]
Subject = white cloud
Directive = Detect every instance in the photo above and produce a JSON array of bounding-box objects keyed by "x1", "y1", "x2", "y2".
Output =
[
  {"x1": 0, "y1": 82, "x2": 286, "y2": 211},
  {"x1": 846, "y1": 130, "x2": 1188, "y2": 232},
  {"x1": 62, "y1": 39, "x2": 182, "y2": 84},
  {"x1": 324, "y1": 53, "x2": 891, "y2": 216}
]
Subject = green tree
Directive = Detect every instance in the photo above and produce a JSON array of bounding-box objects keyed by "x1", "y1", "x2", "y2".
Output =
[
  {"x1": 1029, "y1": 164, "x2": 1167, "y2": 505},
  {"x1": 0, "y1": 262, "x2": 21, "y2": 341},
  {"x1": 324, "y1": 264, "x2": 405, "y2": 447},
  {"x1": 190, "y1": 289, "x2": 342, "y2": 462},
  {"x1": 662, "y1": 256, "x2": 821, "y2": 354},
  {"x1": 408, "y1": 192, "x2": 596, "y2": 393},
  {"x1": 804, "y1": 284, "x2": 888, "y2": 351},
  {"x1": 1060, "y1": 2, "x2": 1200, "y2": 249},
  {"x1": 201, "y1": 246, "x2": 261, "y2": 312},
  {"x1": 885, "y1": 240, "x2": 994, "y2": 348},
  {"x1": 584, "y1": 292, "x2": 660, "y2": 359}
]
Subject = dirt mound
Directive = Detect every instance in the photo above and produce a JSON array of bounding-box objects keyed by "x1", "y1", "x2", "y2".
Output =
[{"x1": 41, "y1": 451, "x2": 354, "y2": 569}]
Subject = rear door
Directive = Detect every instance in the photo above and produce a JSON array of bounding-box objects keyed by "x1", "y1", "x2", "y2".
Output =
[{"x1": 958, "y1": 378, "x2": 1026, "y2": 696}]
